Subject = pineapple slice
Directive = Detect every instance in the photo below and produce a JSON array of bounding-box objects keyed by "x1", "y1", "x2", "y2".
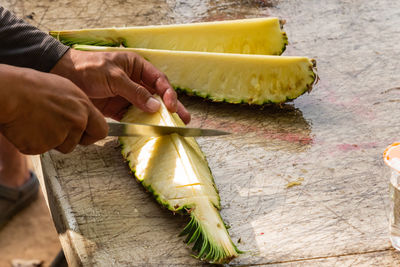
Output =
[
  {"x1": 74, "y1": 45, "x2": 317, "y2": 104},
  {"x1": 50, "y1": 17, "x2": 287, "y2": 55},
  {"x1": 119, "y1": 96, "x2": 240, "y2": 264}
]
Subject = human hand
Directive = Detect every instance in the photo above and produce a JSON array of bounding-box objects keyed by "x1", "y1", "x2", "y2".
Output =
[
  {"x1": 51, "y1": 49, "x2": 191, "y2": 123},
  {"x1": 0, "y1": 64, "x2": 108, "y2": 154}
]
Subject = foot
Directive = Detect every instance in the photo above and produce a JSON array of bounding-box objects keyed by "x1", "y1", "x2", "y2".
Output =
[
  {"x1": 0, "y1": 134, "x2": 38, "y2": 229},
  {"x1": 0, "y1": 172, "x2": 39, "y2": 229}
]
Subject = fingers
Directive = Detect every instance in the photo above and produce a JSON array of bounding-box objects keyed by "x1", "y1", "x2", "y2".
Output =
[
  {"x1": 117, "y1": 74, "x2": 161, "y2": 113},
  {"x1": 131, "y1": 54, "x2": 145, "y2": 88},
  {"x1": 80, "y1": 105, "x2": 108, "y2": 146},
  {"x1": 162, "y1": 88, "x2": 178, "y2": 113},
  {"x1": 91, "y1": 96, "x2": 131, "y2": 120},
  {"x1": 53, "y1": 104, "x2": 107, "y2": 152},
  {"x1": 177, "y1": 101, "x2": 191, "y2": 124},
  {"x1": 138, "y1": 59, "x2": 190, "y2": 122},
  {"x1": 117, "y1": 59, "x2": 191, "y2": 122},
  {"x1": 136, "y1": 57, "x2": 178, "y2": 112},
  {"x1": 55, "y1": 128, "x2": 83, "y2": 153}
]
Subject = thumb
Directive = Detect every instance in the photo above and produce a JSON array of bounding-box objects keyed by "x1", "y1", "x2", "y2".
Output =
[{"x1": 116, "y1": 74, "x2": 161, "y2": 113}]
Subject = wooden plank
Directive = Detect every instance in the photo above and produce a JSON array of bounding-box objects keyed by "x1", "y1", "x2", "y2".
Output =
[
  {"x1": 256, "y1": 250, "x2": 400, "y2": 266},
  {"x1": 40, "y1": 152, "x2": 98, "y2": 266},
  {"x1": 4, "y1": 0, "x2": 400, "y2": 265}
]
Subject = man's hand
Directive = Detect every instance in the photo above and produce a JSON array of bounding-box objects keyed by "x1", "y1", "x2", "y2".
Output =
[
  {"x1": 0, "y1": 64, "x2": 108, "y2": 155},
  {"x1": 51, "y1": 49, "x2": 191, "y2": 123}
]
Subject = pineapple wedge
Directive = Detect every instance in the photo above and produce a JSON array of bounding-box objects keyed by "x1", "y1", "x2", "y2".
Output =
[
  {"x1": 74, "y1": 45, "x2": 317, "y2": 104},
  {"x1": 50, "y1": 17, "x2": 287, "y2": 55},
  {"x1": 119, "y1": 96, "x2": 240, "y2": 264}
]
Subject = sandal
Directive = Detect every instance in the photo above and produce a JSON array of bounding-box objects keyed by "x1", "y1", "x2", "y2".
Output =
[
  {"x1": 0, "y1": 171, "x2": 39, "y2": 229},
  {"x1": 50, "y1": 249, "x2": 68, "y2": 267}
]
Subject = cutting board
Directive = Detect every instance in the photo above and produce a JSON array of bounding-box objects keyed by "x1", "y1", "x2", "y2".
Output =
[{"x1": 5, "y1": 0, "x2": 400, "y2": 265}]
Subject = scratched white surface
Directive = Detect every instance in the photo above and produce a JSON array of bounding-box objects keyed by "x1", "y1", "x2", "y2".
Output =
[{"x1": 5, "y1": 0, "x2": 400, "y2": 265}]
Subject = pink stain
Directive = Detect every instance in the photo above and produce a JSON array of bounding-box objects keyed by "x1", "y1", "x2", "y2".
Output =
[
  {"x1": 337, "y1": 142, "x2": 378, "y2": 152},
  {"x1": 324, "y1": 93, "x2": 377, "y2": 121},
  {"x1": 191, "y1": 118, "x2": 313, "y2": 145},
  {"x1": 261, "y1": 131, "x2": 313, "y2": 144}
]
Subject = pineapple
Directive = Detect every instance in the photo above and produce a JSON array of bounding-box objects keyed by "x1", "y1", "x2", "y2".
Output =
[
  {"x1": 50, "y1": 17, "x2": 287, "y2": 55},
  {"x1": 119, "y1": 96, "x2": 240, "y2": 264},
  {"x1": 74, "y1": 45, "x2": 317, "y2": 104}
]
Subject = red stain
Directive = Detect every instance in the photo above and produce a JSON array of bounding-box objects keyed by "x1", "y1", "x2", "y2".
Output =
[
  {"x1": 324, "y1": 93, "x2": 377, "y2": 121},
  {"x1": 191, "y1": 117, "x2": 312, "y2": 145},
  {"x1": 337, "y1": 142, "x2": 378, "y2": 152},
  {"x1": 260, "y1": 131, "x2": 313, "y2": 144},
  {"x1": 260, "y1": 232, "x2": 264, "y2": 235}
]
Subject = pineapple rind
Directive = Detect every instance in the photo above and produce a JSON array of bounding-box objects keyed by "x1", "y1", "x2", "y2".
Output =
[
  {"x1": 121, "y1": 146, "x2": 236, "y2": 264},
  {"x1": 173, "y1": 67, "x2": 315, "y2": 105},
  {"x1": 280, "y1": 32, "x2": 288, "y2": 55},
  {"x1": 73, "y1": 45, "x2": 317, "y2": 105},
  {"x1": 173, "y1": 57, "x2": 317, "y2": 104},
  {"x1": 179, "y1": 213, "x2": 241, "y2": 264},
  {"x1": 49, "y1": 29, "x2": 123, "y2": 47},
  {"x1": 50, "y1": 17, "x2": 287, "y2": 55},
  {"x1": 119, "y1": 100, "x2": 238, "y2": 263},
  {"x1": 121, "y1": 138, "x2": 221, "y2": 212}
]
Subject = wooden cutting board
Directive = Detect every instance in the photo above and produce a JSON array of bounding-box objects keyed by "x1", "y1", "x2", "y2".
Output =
[{"x1": 6, "y1": 0, "x2": 400, "y2": 265}]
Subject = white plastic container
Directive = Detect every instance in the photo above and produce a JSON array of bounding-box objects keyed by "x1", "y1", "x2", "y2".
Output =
[{"x1": 383, "y1": 142, "x2": 400, "y2": 250}]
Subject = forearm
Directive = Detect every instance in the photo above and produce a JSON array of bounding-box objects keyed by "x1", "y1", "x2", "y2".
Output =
[
  {"x1": 0, "y1": 64, "x2": 27, "y2": 124},
  {"x1": 0, "y1": 6, "x2": 69, "y2": 72},
  {"x1": 0, "y1": 65, "x2": 20, "y2": 124}
]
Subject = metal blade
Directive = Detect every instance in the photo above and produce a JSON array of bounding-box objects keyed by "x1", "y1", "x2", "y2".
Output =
[{"x1": 107, "y1": 122, "x2": 230, "y2": 137}]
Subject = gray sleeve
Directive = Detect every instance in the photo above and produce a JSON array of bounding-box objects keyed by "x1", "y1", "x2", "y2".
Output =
[{"x1": 0, "y1": 6, "x2": 69, "y2": 72}]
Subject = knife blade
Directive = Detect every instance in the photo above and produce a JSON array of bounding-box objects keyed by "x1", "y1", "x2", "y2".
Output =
[{"x1": 107, "y1": 122, "x2": 230, "y2": 137}]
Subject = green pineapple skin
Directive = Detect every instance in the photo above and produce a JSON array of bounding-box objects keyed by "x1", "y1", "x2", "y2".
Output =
[
  {"x1": 120, "y1": 140, "x2": 239, "y2": 264},
  {"x1": 51, "y1": 33, "x2": 287, "y2": 56},
  {"x1": 120, "y1": 141, "x2": 221, "y2": 213},
  {"x1": 50, "y1": 18, "x2": 288, "y2": 56},
  {"x1": 173, "y1": 71, "x2": 315, "y2": 104},
  {"x1": 280, "y1": 32, "x2": 288, "y2": 55},
  {"x1": 72, "y1": 44, "x2": 318, "y2": 105},
  {"x1": 173, "y1": 58, "x2": 316, "y2": 105}
]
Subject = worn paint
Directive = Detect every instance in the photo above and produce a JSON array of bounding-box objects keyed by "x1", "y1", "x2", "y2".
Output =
[{"x1": 9, "y1": 0, "x2": 400, "y2": 265}]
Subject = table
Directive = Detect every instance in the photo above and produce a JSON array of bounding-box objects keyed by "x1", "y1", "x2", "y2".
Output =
[{"x1": 5, "y1": 0, "x2": 400, "y2": 265}]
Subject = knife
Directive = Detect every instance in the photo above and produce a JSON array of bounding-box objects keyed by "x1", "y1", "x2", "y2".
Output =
[{"x1": 107, "y1": 122, "x2": 230, "y2": 137}]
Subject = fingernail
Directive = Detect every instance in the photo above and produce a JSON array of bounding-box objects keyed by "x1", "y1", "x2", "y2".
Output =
[{"x1": 146, "y1": 97, "x2": 161, "y2": 112}]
